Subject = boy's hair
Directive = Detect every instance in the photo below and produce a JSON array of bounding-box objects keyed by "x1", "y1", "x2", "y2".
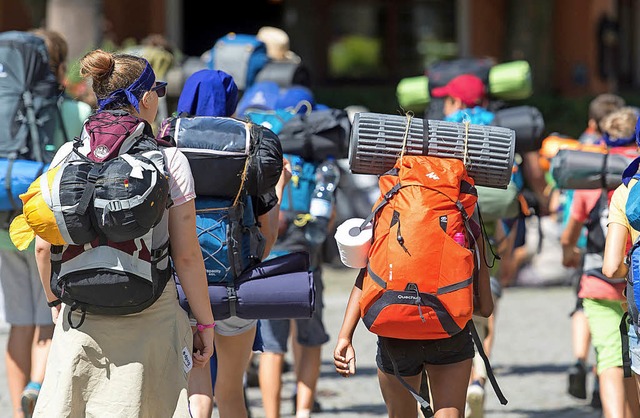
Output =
[
  {"x1": 589, "y1": 93, "x2": 626, "y2": 129},
  {"x1": 30, "y1": 28, "x2": 68, "y2": 77},
  {"x1": 600, "y1": 106, "x2": 639, "y2": 141}
]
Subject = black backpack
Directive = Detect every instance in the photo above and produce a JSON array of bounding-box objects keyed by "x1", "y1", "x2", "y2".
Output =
[
  {"x1": 277, "y1": 108, "x2": 351, "y2": 162},
  {"x1": 49, "y1": 112, "x2": 172, "y2": 329},
  {"x1": 0, "y1": 31, "x2": 65, "y2": 218}
]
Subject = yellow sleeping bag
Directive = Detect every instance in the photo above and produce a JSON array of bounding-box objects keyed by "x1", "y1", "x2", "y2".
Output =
[{"x1": 9, "y1": 166, "x2": 66, "y2": 250}]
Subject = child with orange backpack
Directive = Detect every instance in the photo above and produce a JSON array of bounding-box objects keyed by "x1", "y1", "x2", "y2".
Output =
[{"x1": 333, "y1": 152, "x2": 507, "y2": 418}]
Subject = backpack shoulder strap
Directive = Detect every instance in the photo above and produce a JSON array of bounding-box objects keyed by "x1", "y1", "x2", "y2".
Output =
[
  {"x1": 622, "y1": 156, "x2": 640, "y2": 186},
  {"x1": 621, "y1": 312, "x2": 633, "y2": 378},
  {"x1": 468, "y1": 321, "x2": 509, "y2": 405},
  {"x1": 56, "y1": 96, "x2": 69, "y2": 144},
  {"x1": 380, "y1": 321, "x2": 508, "y2": 418}
]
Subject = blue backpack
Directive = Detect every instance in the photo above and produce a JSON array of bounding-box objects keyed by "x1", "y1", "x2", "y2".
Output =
[
  {"x1": 195, "y1": 195, "x2": 266, "y2": 285},
  {"x1": 160, "y1": 115, "x2": 278, "y2": 285},
  {"x1": 623, "y1": 233, "x2": 640, "y2": 377},
  {"x1": 208, "y1": 33, "x2": 269, "y2": 91},
  {"x1": 621, "y1": 161, "x2": 640, "y2": 376},
  {"x1": 244, "y1": 108, "x2": 298, "y2": 136},
  {"x1": 238, "y1": 81, "x2": 314, "y2": 135}
]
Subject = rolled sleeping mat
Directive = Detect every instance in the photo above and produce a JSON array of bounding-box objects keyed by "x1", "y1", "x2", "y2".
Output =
[
  {"x1": 488, "y1": 60, "x2": 533, "y2": 101},
  {"x1": 396, "y1": 75, "x2": 430, "y2": 113},
  {"x1": 170, "y1": 116, "x2": 283, "y2": 198},
  {"x1": 348, "y1": 112, "x2": 515, "y2": 189},
  {"x1": 254, "y1": 60, "x2": 311, "y2": 88},
  {"x1": 176, "y1": 270, "x2": 314, "y2": 320},
  {"x1": 176, "y1": 251, "x2": 315, "y2": 320},
  {"x1": 550, "y1": 148, "x2": 635, "y2": 190},
  {"x1": 0, "y1": 158, "x2": 48, "y2": 212},
  {"x1": 491, "y1": 106, "x2": 545, "y2": 154}
]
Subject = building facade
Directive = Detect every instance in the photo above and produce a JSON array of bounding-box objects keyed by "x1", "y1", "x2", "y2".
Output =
[{"x1": 1, "y1": 0, "x2": 637, "y2": 98}]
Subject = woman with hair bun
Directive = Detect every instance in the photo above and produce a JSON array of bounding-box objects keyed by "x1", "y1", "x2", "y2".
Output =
[{"x1": 31, "y1": 49, "x2": 215, "y2": 417}]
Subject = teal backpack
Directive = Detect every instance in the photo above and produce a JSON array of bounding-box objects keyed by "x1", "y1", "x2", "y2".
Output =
[
  {"x1": 272, "y1": 154, "x2": 320, "y2": 259},
  {"x1": 281, "y1": 154, "x2": 318, "y2": 214},
  {"x1": 195, "y1": 195, "x2": 266, "y2": 285}
]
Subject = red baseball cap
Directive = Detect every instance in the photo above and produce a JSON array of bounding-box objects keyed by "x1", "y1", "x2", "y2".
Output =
[{"x1": 431, "y1": 74, "x2": 486, "y2": 107}]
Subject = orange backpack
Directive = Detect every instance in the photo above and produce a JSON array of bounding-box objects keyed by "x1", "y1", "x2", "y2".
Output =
[
  {"x1": 357, "y1": 155, "x2": 508, "y2": 415},
  {"x1": 359, "y1": 155, "x2": 478, "y2": 340}
]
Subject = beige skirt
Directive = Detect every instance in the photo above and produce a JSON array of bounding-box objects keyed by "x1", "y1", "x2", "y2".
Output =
[{"x1": 34, "y1": 281, "x2": 193, "y2": 418}]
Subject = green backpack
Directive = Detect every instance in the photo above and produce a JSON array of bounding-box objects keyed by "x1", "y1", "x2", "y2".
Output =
[{"x1": 476, "y1": 180, "x2": 521, "y2": 223}]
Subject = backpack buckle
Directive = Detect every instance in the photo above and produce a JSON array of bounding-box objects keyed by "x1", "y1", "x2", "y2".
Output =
[
  {"x1": 384, "y1": 183, "x2": 402, "y2": 200},
  {"x1": 226, "y1": 286, "x2": 238, "y2": 302},
  {"x1": 106, "y1": 200, "x2": 123, "y2": 212},
  {"x1": 226, "y1": 286, "x2": 238, "y2": 317}
]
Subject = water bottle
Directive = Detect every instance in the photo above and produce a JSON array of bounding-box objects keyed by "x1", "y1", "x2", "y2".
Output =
[
  {"x1": 305, "y1": 157, "x2": 341, "y2": 246},
  {"x1": 453, "y1": 232, "x2": 466, "y2": 247}
]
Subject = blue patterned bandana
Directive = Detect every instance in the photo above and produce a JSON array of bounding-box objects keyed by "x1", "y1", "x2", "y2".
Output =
[{"x1": 97, "y1": 62, "x2": 155, "y2": 112}]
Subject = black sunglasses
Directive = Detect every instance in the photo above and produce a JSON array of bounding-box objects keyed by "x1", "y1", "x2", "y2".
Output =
[{"x1": 150, "y1": 81, "x2": 167, "y2": 98}]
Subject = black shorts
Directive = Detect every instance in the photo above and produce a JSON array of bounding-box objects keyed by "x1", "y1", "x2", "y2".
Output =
[{"x1": 376, "y1": 328, "x2": 475, "y2": 377}]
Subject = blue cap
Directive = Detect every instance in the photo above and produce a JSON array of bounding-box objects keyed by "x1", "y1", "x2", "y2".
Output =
[
  {"x1": 235, "y1": 81, "x2": 281, "y2": 116},
  {"x1": 275, "y1": 85, "x2": 315, "y2": 114}
]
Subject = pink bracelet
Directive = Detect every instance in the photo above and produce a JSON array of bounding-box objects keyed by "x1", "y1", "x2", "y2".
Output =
[{"x1": 196, "y1": 322, "x2": 216, "y2": 332}]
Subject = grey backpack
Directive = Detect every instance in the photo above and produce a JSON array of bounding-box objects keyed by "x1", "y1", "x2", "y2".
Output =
[{"x1": 0, "y1": 31, "x2": 65, "y2": 215}]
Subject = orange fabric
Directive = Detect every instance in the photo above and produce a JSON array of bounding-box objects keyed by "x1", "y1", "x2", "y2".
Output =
[
  {"x1": 538, "y1": 135, "x2": 606, "y2": 171},
  {"x1": 359, "y1": 156, "x2": 477, "y2": 340},
  {"x1": 9, "y1": 166, "x2": 67, "y2": 248}
]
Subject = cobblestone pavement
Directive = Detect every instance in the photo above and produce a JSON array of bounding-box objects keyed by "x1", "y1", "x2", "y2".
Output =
[{"x1": 0, "y1": 265, "x2": 603, "y2": 417}]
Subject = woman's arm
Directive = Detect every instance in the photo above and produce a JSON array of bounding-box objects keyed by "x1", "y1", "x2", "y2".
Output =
[
  {"x1": 34, "y1": 236, "x2": 62, "y2": 322},
  {"x1": 169, "y1": 200, "x2": 215, "y2": 367},
  {"x1": 34, "y1": 237, "x2": 54, "y2": 301},
  {"x1": 602, "y1": 222, "x2": 629, "y2": 278}
]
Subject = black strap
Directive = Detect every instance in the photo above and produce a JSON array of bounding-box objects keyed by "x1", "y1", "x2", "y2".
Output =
[
  {"x1": 469, "y1": 320, "x2": 508, "y2": 405},
  {"x1": 360, "y1": 183, "x2": 403, "y2": 230},
  {"x1": 583, "y1": 269, "x2": 627, "y2": 285},
  {"x1": 56, "y1": 95, "x2": 70, "y2": 143},
  {"x1": 76, "y1": 165, "x2": 100, "y2": 216},
  {"x1": 47, "y1": 299, "x2": 62, "y2": 308},
  {"x1": 381, "y1": 338, "x2": 434, "y2": 415},
  {"x1": 381, "y1": 321, "x2": 508, "y2": 416},
  {"x1": 600, "y1": 151, "x2": 610, "y2": 189},
  {"x1": 585, "y1": 189, "x2": 609, "y2": 254},
  {"x1": 475, "y1": 203, "x2": 501, "y2": 268},
  {"x1": 67, "y1": 303, "x2": 87, "y2": 329},
  {"x1": 23, "y1": 91, "x2": 44, "y2": 163},
  {"x1": 418, "y1": 371, "x2": 432, "y2": 417},
  {"x1": 621, "y1": 312, "x2": 632, "y2": 378}
]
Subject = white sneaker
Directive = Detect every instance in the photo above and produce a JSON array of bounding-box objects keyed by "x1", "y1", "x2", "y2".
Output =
[
  {"x1": 464, "y1": 402, "x2": 472, "y2": 418},
  {"x1": 466, "y1": 383, "x2": 485, "y2": 418}
]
